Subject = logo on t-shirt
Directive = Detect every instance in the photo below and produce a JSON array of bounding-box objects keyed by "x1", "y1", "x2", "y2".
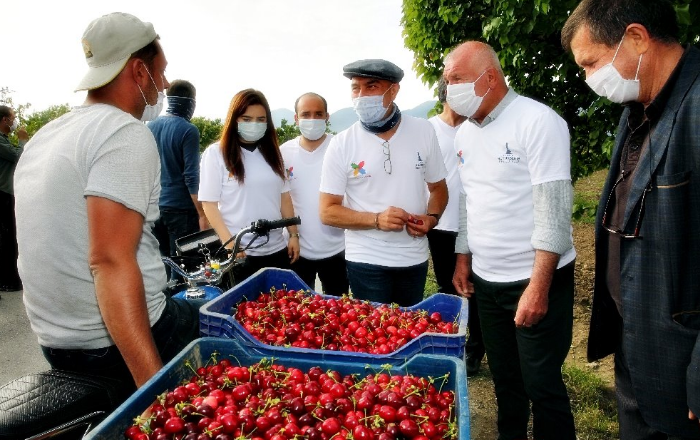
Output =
[
  {"x1": 457, "y1": 150, "x2": 465, "y2": 165},
  {"x1": 498, "y1": 143, "x2": 520, "y2": 164},
  {"x1": 351, "y1": 161, "x2": 369, "y2": 178},
  {"x1": 285, "y1": 166, "x2": 295, "y2": 180},
  {"x1": 415, "y1": 152, "x2": 426, "y2": 170}
]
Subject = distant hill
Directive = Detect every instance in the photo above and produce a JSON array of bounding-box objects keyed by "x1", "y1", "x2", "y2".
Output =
[
  {"x1": 271, "y1": 108, "x2": 295, "y2": 127},
  {"x1": 272, "y1": 101, "x2": 438, "y2": 132}
]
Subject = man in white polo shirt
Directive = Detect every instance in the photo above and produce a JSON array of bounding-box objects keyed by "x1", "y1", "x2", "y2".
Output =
[
  {"x1": 281, "y1": 92, "x2": 348, "y2": 295},
  {"x1": 320, "y1": 59, "x2": 448, "y2": 306},
  {"x1": 447, "y1": 41, "x2": 577, "y2": 440}
]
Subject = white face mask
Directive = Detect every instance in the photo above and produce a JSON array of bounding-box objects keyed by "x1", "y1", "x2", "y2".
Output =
[
  {"x1": 446, "y1": 70, "x2": 489, "y2": 118},
  {"x1": 9, "y1": 118, "x2": 19, "y2": 132},
  {"x1": 352, "y1": 85, "x2": 393, "y2": 123},
  {"x1": 298, "y1": 118, "x2": 327, "y2": 141},
  {"x1": 137, "y1": 67, "x2": 165, "y2": 122},
  {"x1": 238, "y1": 122, "x2": 267, "y2": 143},
  {"x1": 585, "y1": 35, "x2": 643, "y2": 104}
]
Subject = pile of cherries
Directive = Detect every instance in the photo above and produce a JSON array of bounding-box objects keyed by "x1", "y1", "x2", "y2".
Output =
[
  {"x1": 124, "y1": 355, "x2": 458, "y2": 440},
  {"x1": 233, "y1": 289, "x2": 458, "y2": 354}
]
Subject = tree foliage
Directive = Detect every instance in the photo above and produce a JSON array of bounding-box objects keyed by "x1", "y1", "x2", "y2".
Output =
[
  {"x1": 276, "y1": 119, "x2": 301, "y2": 145},
  {"x1": 401, "y1": 0, "x2": 700, "y2": 181},
  {"x1": 191, "y1": 116, "x2": 223, "y2": 152},
  {"x1": 24, "y1": 105, "x2": 71, "y2": 137}
]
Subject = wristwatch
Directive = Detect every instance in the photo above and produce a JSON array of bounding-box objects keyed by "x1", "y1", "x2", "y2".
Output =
[{"x1": 427, "y1": 213, "x2": 441, "y2": 223}]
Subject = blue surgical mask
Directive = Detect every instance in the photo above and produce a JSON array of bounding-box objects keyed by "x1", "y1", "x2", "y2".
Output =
[
  {"x1": 352, "y1": 85, "x2": 393, "y2": 123},
  {"x1": 238, "y1": 122, "x2": 267, "y2": 143},
  {"x1": 137, "y1": 66, "x2": 165, "y2": 122}
]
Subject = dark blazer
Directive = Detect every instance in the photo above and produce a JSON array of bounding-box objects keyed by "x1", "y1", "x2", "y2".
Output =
[{"x1": 588, "y1": 45, "x2": 700, "y2": 437}]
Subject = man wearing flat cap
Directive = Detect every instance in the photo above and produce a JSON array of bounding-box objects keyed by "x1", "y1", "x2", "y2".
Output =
[
  {"x1": 14, "y1": 12, "x2": 201, "y2": 400},
  {"x1": 319, "y1": 58, "x2": 448, "y2": 306}
]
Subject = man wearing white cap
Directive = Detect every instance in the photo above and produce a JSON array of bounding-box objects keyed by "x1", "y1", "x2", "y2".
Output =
[
  {"x1": 14, "y1": 12, "x2": 200, "y2": 398},
  {"x1": 319, "y1": 59, "x2": 448, "y2": 306}
]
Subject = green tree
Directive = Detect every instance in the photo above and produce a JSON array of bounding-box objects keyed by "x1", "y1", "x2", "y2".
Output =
[
  {"x1": 276, "y1": 119, "x2": 301, "y2": 145},
  {"x1": 191, "y1": 116, "x2": 223, "y2": 152},
  {"x1": 401, "y1": 0, "x2": 700, "y2": 180},
  {"x1": 24, "y1": 104, "x2": 71, "y2": 137}
]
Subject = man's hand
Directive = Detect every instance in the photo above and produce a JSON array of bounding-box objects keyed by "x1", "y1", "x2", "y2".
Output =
[
  {"x1": 405, "y1": 214, "x2": 436, "y2": 238},
  {"x1": 689, "y1": 409, "x2": 700, "y2": 426},
  {"x1": 287, "y1": 237, "x2": 300, "y2": 264},
  {"x1": 198, "y1": 215, "x2": 209, "y2": 231},
  {"x1": 377, "y1": 206, "x2": 409, "y2": 231},
  {"x1": 16, "y1": 126, "x2": 28, "y2": 142},
  {"x1": 453, "y1": 253, "x2": 474, "y2": 298},
  {"x1": 514, "y1": 283, "x2": 548, "y2": 328}
]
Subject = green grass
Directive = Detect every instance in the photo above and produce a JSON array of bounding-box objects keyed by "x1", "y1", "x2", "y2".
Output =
[
  {"x1": 563, "y1": 364, "x2": 619, "y2": 439},
  {"x1": 572, "y1": 192, "x2": 598, "y2": 224}
]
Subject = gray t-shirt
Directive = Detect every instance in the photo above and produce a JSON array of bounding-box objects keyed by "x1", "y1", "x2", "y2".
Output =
[{"x1": 14, "y1": 104, "x2": 167, "y2": 349}]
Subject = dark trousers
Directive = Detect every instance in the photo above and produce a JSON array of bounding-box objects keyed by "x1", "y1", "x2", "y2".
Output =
[
  {"x1": 615, "y1": 341, "x2": 699, "y2": 440},
  {"x1": 346, "y1": 260, "x2": 428, "y2": 307},
  {"x1": 473, "y1": 262, "x2": 576, "y2": 440},
  {"x1": 41, "y1": 296, "x2": 203, "y2": 404},
  {"x1": 153, "y1": 208, "x2": 201, "y2": 257},
  {"x1": 232, "y1": 248, "x2": 291, "y2": 285},
  {"x1": 427, "y1": 229, "x2": 484, "y2": 359},
  {"x1": 291, "y1": 251, "x2": 349, "y2": 295},
  {"x1": 0, "y1": 191, "x2": 21, "y2": 289}
]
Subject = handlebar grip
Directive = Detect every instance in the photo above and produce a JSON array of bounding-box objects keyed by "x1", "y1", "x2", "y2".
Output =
[{"x1": 254, "y1": 216, "x2": 301, "y2": 234}]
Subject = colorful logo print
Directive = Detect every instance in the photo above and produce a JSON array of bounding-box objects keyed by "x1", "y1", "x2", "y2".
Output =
[
  {"x1": 457, "y1": 150, "x2": 464, "y2": 164},
  {"x1": 286, "y1": 167, "x2": 294, "y2": 179},
  {"x1": 351, "y1": 161, "x2": 366, "y2": 176}
]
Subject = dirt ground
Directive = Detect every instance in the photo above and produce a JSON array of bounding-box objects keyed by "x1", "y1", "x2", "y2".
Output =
[{"x1": 466, "y1": 170, "x2": 614, "y2": 439}]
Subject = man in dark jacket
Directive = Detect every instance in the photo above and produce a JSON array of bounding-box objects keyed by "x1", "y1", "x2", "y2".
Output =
[
  {"x1": 563, "y1": 0, "x2": 700, "y2": 437},
  {"x1": 148, "y1": 80, "x2": 207, "y2": 257},
  {"x1": 0, "y1": 105, "x2": 27, "y2": 293}
]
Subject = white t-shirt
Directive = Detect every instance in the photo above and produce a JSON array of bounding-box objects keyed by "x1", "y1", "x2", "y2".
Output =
[
  {"x1": 198, "y1": 143, "x2": 289, "y2": 256},
  {"x1": 428, "y1": 116, "x2": 462, "y2": 232},
  {"x1": 280, "y1": 135, "x2": 345, "y2": 260},
  {"x1": 455, "y1": 95, "x2": 576, "y2": 282},
  {"x1": 14, "y1": 104, "x2": 167, "y2": 349},
  {"x1": 320, "y1": 116, "x2": 447, "y2": 267}
]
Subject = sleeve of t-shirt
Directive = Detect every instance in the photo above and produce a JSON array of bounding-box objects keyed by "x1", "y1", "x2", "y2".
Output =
[
  {"x1": 525, "y1": 108, "x2": 571, "y2": 186},
  {"x1": 182, "y1": 125, "x2": 201, "y2": 195},
  {"x1": 319, "y1": 136, "x2": 347, "y2": 196},
  {"x1": 197, "y1": 145, "x2": 223, "y2": 202},
  {"x1": 424, "y1": 127, "x2": 448, "y2": 184},
  {"x1": 84, "y1": 124, "x2": 159, "y2": 217}
]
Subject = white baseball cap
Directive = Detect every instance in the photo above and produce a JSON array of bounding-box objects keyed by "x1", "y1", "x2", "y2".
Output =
[{"x1": 75, "y1": 12, "x2": 157, "y2": 91}]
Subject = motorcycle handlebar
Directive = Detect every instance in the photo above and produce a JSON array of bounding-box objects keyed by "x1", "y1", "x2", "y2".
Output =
[{"x1": 253, "y1": 216, "x2": 301, "y2": 234}]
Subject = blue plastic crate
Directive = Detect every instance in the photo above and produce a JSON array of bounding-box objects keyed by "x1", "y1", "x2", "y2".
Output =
[
  {"x1": 199, "y1": 268, "x2": 469, "y2": 364},
  {"x1": 85, "y1": 338, "x2": 470, "y2": 440}
]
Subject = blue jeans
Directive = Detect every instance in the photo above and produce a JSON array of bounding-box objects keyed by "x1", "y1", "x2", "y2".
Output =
[
  {"x1": 41, "y1": 296, "x2": 203, "y2": 404},
  {"x1": 153, "y1": 208, "x2": 200, "y2": 257},
  {"x1": 345, "y1": 260, "x2": 428, "y2": 307}
]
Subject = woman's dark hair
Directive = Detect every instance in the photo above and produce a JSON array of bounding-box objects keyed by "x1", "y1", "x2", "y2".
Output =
[
  {"x1": 562, "y1": 0, "x2": 679, "y2": 51},
  {"x1": 220, "y1": 89, "x2": 284, "y2": 184}
]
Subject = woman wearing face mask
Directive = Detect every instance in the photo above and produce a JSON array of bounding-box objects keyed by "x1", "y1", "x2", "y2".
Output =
[{"x1": 198, "y1": 89, "x2": 300, "y2": 283}]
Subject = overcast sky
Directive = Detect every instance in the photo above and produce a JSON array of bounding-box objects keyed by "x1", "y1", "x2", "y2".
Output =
[{"x1": 5, "y1": 0, "x2": 438, "y2": 119}]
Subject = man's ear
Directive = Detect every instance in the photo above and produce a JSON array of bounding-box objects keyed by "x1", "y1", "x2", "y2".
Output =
[
  {"x1": 625, "y1": 23, "x2": 651, "y2": 55},
  {"x1": 294, "y1": 114, "x2": 299, "y2": 126},
  {"x1": 128, "y1": 58, "x2": 150, "y2": 88}
]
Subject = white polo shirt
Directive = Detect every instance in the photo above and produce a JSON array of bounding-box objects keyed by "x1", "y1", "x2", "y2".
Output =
[
  {"x1": 198, "y1": 143, "x2": 289, "y2": 256},
  {"x1": 280, "y1": 134, "x2": 345, "y2": 260},
  {"x1": 428, "y1": 115, "x2": 462, "y2": 232},
  {"x1": 320, "y1": 116, "x2": 447, "y2": 267},
  {"x1": 455, "y1": 95, "x2": 576, "y2": 282}
]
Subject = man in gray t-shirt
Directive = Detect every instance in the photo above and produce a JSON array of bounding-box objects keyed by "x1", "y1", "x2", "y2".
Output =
[{"x1": 14, "y1": 12, "x2": 200, "y2": 399}]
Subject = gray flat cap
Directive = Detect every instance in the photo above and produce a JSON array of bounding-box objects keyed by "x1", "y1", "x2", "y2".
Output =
[{"x1": 343, "y1": 59, "x2": 404, "y2": 83}]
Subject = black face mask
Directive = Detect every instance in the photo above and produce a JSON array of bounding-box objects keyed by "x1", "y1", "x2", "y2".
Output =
[
  {"x1": 166, "y1": 96, "x2": 196, "y2": 121},
  {"x1": 360, "y1": 104, "x2": 401, "y2": 134}
]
